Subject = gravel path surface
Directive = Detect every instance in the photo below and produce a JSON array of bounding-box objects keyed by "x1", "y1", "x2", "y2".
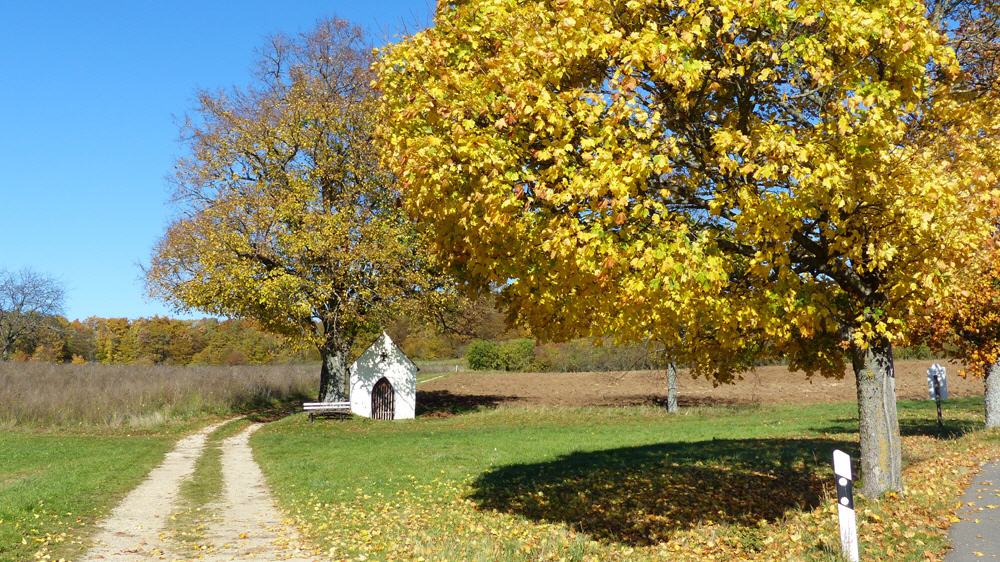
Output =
[
  {"x1": 82, "y1": 421, "x2": 226, "y2": 561},
  {"x1": 198, "y1": 424, "x2": 314, "y2": 561},
  {"x1": 82, "y1": 421, "x2": 318, "y2": 561}
]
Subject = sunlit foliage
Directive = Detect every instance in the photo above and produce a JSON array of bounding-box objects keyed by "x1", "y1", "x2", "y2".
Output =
[
  {"x1": 147, "y1": 19, "x2": 443, "y2": 400},
  {"x1": 377, "y1": 0, "x2": 995, "y2": 370},
  {"x1": 376, "y1": 0, "x2": 998, "y2": 494}
]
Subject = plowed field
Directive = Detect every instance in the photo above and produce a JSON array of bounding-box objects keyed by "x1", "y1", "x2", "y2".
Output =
[{"x1": 418, "y1": 360, "x2": 977, "y2": 409}]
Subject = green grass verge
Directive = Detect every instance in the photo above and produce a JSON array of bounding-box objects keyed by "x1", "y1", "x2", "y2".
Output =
[
  {"x1": 0, "y1": 430, "x2": 175, "y2": 562},
  {"x1": 253, "y1": 397, "x2": 987, "y2": 560}
]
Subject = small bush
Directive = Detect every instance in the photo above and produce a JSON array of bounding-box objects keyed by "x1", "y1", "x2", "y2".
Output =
[
  {"x1": 466, "y1": 338, "x2": 674, "y2": 372},
  {"x1": 466, "y1": 339, "x2": 536, "y2": 371},
  {"x1": 498, "y1": 339, "x2": 535, "y2": 371},
  {"x1": 896, "y1": 344, "x2": 936, "y2": 360},
  {"x1": 466, "y1": 340, "x2": 501, "y2": 370}
]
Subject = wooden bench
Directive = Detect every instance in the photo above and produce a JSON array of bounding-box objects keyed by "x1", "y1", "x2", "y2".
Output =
[{"x1": 303, "y1": 401, "x2": 351, "y2": 421}]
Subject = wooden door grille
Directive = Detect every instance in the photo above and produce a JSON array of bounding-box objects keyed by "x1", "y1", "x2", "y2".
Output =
[{"x1": 372, "y1": 377, "x2": 394, "y2": 420}]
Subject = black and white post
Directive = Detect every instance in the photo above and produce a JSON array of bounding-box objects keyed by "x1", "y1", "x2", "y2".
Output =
[
  {"x1": 833, "y1": 449, "x2": 860, "y2": 562},
  {"x1": 933, "y1": 373, "x2": 944, "y2": 435},
  {"x1": 928, "y1": 363, "x2": 948, "y2": 435}
]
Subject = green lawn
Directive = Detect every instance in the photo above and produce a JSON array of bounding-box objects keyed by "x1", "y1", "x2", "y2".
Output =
[
  {"x1": 0, "y1": 425, "x2": 202, "y2": 562},
  {"x1": 1, "y1": 397, "x2": 986, "y2": 561},
  {"x1": 253, "y1": 397, "x2": 987, "y2": 561}
]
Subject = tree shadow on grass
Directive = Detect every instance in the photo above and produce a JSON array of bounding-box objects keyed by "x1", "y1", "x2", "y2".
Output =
[
  {"x1": 240, "y1": 391, "x2": 315, "y2": 423},
  {"x1": 241, "y1": 390, "x2": 505, "y2": 422},
  {"x1": 810, "y1": 416, "x2": 978, "y2": 440},
  {"x1": 416, "y1": 390, "x2": 511, "y2": 417},
  {"x1": 469, "y1": 437, "x2": 852, "y2": 546},
  {"x1": 643, "y1": 395, "x2": 755, "y2": 408}
]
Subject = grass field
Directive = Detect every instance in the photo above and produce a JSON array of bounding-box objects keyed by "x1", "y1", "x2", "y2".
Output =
[
  {"x1": 0, "y1": 359, "x2": 313, "y2": 562},
  {"x1": 1, "y1": 360, "x2": 996, "y2": 561},
  {"x1": 414, "y1": 358, "x2": 466, "y2": 374},
  {"x1": 253, "y1": 397, "x2": 997, "y2": 561},
  {"x1": 0, "y1": 427, "x2": 184, "y2": 562}
]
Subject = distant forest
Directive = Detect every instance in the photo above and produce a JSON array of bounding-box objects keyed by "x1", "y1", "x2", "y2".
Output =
[
  {"x1": 5, "y1": 317, "x2": 312, "y2": 365},
  {"x1": 7, "y1": 299, "x2": 517, "y2": 366}
]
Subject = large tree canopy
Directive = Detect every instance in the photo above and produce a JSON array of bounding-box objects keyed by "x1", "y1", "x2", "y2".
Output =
[
  {"x1": 148, "y1": 19, "x2": 442, "y2": 402},
  {"x1": 377, "y1": 0, "x2": 998, "y2": 494}
]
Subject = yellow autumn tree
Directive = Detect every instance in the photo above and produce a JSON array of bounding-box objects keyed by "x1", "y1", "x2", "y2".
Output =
[
  {"x1": 919, "y1": 0, "x2": 1000, "y2": 426},
  {"x1": 147, "y1": 19, "x2": 442, "y2": 402},
  {"x1": 499, "y1": 226, "x2": 760, "y2": 412},
  {"x1": 922, "y1": 243, "x2": 1000, "y2": 422},
  {"x1": 376, "y1": 0, "x2": 998, "y2": 495}
]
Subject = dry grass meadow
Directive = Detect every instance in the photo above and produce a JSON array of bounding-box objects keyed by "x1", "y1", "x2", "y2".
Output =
[
  {"x1": 0, "y1": 358, "x2": 975, "y2": 427},
  {"x1": 0, "y1": 362, "x2": 316, "y2": 427}
]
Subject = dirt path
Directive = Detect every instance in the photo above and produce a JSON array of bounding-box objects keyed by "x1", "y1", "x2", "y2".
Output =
[
  {"x1": 198, "y1": 424, "x2": 315, "y2": 561},
  {"x1": 82, "y1": 421, "x2": 226, "y2": 561},
  {"x1": 83, "y1": 422, "x2": 318, "y2": 561}
]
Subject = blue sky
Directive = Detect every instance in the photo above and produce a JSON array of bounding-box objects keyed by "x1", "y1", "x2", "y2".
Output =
[{"x1": 0, "y1": 1, "x2": 432, "y2": 320}]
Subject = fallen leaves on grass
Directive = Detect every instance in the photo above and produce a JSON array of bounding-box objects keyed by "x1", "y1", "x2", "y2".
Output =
[
  {"x1": 282, "y1": 433, "x2": 1000, "y2": 561},
  {"x1": 1, "y1": 501, "x2": 86, "y2": 561},
  {"x1": 469, "y1": 438, "x2": 834, "y2": 546}
]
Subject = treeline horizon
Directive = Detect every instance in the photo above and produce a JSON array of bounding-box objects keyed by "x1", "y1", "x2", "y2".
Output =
[
  {"x1": 3, "y1": 297, "x2": 520, "y2": 366},
  {"x1": 5, "y1": 316, "x2": 317, "y2": 366},
  {"x1": 4, "y1": 309, "x2": 946, "y2": 370}
]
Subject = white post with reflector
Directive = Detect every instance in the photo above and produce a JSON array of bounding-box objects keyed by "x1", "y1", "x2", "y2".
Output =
[{"x1": 833, "y1": 449, "x2": 860, "y2": 562}]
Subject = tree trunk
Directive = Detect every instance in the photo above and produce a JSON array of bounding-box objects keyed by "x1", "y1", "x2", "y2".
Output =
[
  {"x1": 318, "y1": 343, "x2": 351, "y2": 403},
  {"x1": 666, "y1": 361, "x2": 679, "y2": 413},
  {"x1": 851, "y1": 338, "x2": 903, "y2": 496},
  {"x1": 985, "y1": 361, "x2": 1000, "y2": 429}
]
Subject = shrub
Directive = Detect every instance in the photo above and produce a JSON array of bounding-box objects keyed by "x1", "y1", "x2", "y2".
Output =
[
  {"x1": 466, "y1": 339, "x2": 536, "y2": 371},
  {"x1": 466, "y1": 340, "x2": 501, "y2": 370},
  {"x1": 466, "y1": 338, "x2": 676, "y2": 372},
  {"x1": 497, "y1": 339, "x2": 535, "y2": 371},
  {"x1": 895, "y1": 344, "x2": 936, "y2": 361}
]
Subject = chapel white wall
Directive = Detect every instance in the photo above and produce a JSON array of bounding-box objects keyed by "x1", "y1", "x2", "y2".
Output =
[{"x1": 349, "y1": 332, "x2": 416, "y2": 420}]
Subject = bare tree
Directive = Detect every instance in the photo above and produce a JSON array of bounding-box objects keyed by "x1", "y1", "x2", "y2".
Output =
[{"x1": 0, "y1": 269, "x2": 65, "y2": 360}]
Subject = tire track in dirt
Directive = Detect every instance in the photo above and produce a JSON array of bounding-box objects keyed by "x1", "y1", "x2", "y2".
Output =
[
  {"x1": 197, "y1": 424, "x2": 316, "y2": 561},
  {"x1": 82, "y1": 421, "x2": 227, "y2": 561}
]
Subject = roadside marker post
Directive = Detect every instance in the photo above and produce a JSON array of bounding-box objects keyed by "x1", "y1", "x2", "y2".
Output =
[
  {"x1": 833, "y1": 449, "x2": 860, "y2": 562},
  {"x1": 927, "y1": 363, "x2": 949, "y2": 400},
  {"x1": 933, "y1": 373, "x2": 944, "y2": 435},
  {"x1": 928, "y1": 363, "x2": 947, "y2": 435}
]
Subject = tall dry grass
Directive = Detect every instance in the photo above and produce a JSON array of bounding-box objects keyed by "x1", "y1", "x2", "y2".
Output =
[{"x1": 0, "y1": 361, "x2": 317, "y2": 427}]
